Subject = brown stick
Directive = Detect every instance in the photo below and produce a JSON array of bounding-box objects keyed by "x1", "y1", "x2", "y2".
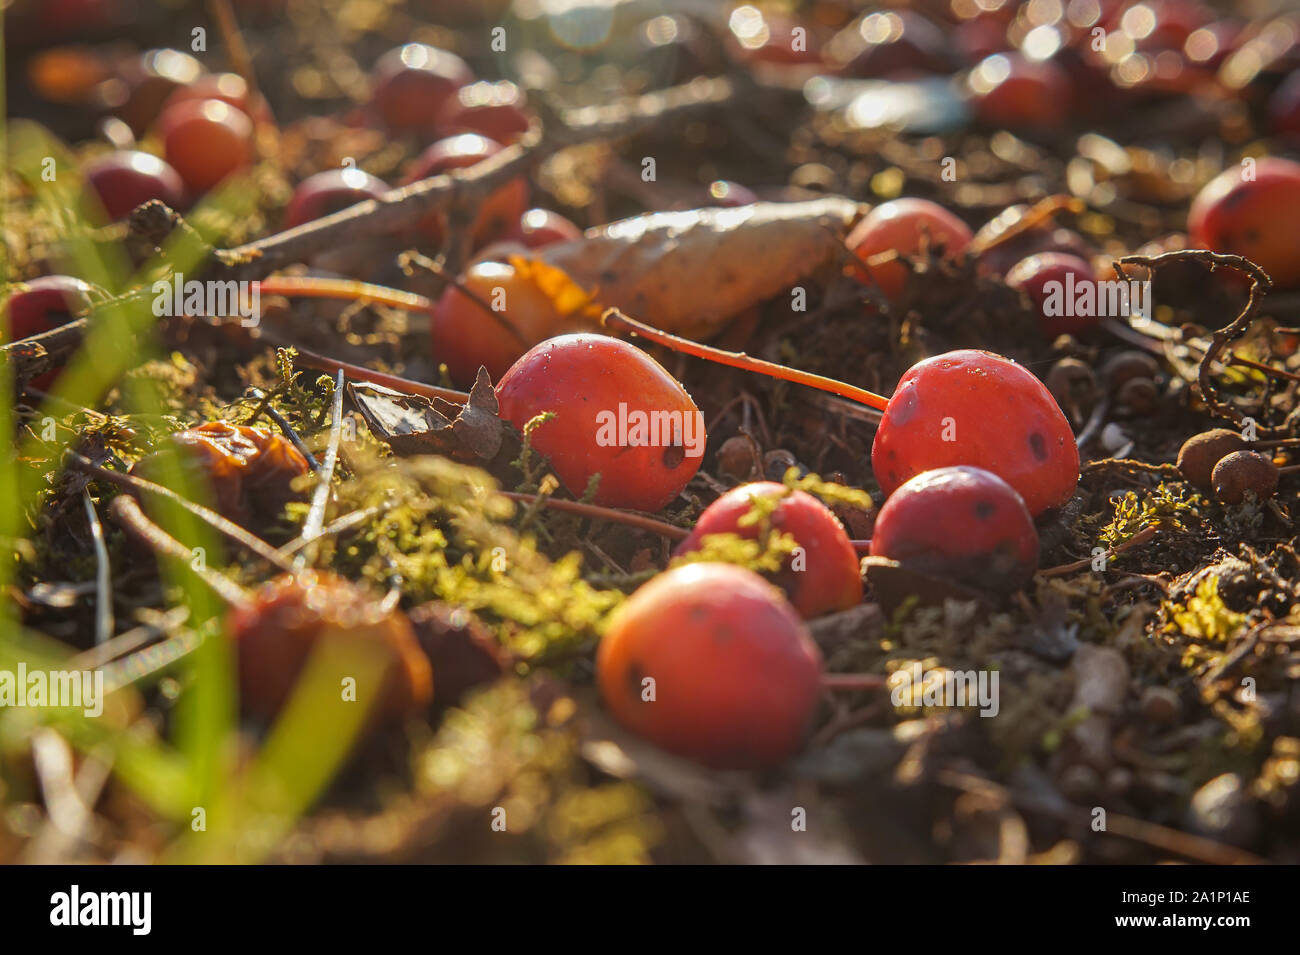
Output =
[
  {"x1": 211, "y1": 77, "x2": 736, "y2": 280},
  {"x1": 1229, "y1": 351, "x2": 1300, "y2": 384},
  {"x1": 498, "y1": 490, "x2": 689, "y2": 540},
  {"x1": 109, "y1": 495, "x2": 250, "y2": 608},
  {"x1": 1038, "y1": 525, "x2": 1158, "y2": 578},
  {"x1": 276, "y1": 340, "x2": 469, "y2": 404},
  {"x1": 1115, "y1": 249, "x2": 1273, "y2": 430},
  {"x1": 601, "y1": 308, "x2": 891, "y2": 411},
  {"x1": 4, "y1": 316, "x2": 91, "y2": 383},
  {"x1": 67, "y1": 451, "x2": 294, "y2": 572}
]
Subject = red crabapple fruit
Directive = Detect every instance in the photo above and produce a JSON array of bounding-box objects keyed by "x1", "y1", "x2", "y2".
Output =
[
  {"x1": 845, "y1": 198, "x2": 973, "y2": 301},
  {"x1": 403, "y1": 133, "x2": 529, "y2": 248},
  {"x1": 596, "y1": 562, "x2": 822, "y2": 769},
  {"x1": 369, "y1": 43, "x2": 473, "y2": 133},
  {"x1": 1187, "y1": 157, "x2": 1300, "y2": 289},
  {"x1": 674, "y1": 482, "x2": 863, "y2": 618},
  {"x1": 872, "y1": 349, "x2": 1079, "y2": 516},
  {"x1": 870, "y1": 465, "x2": 1039, "y2": 593},
  {"x1": 966, "y1": 53, "x2": 1071, "y2": 130},
  {"x1": 436, "y1": 80, "x2": 531, "y2": 144},
  {"x1": 507, "y1": 208, "x2": 583, "y2": 249},
  {"x1": 1005, "y1": 252, "x2": 1102, "y2": 338},
  {"x1": 283, "y1": 168, "x2": 388, "y2": 229},
  {"x1": 83, "y1": 150, "x2": 185, "y2": 220},
  {"x1": 495, "y1": 334, "x2": 704, "y2": 511},
  {"x1": 158, "y1": 98, "x2": 255, "y2": 193},
  {"x1": 430, "y1": 260, "x2": 571, "y2": 385},
  {"x1": 3, "y1": 275, "x2": 97, "y2": 391}
]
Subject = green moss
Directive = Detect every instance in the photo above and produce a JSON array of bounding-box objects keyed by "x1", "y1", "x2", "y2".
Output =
[
  {"x1": 1097, "y1": 482, "x2": 1205, "y2": 549},
  {"x1": 1163, "y1": 576, "x2": 1247, "y2": 643}
]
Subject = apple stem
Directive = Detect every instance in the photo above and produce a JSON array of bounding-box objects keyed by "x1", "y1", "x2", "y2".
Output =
[
  {"x1": 256, "y1": 276, "x2": 436, "y2": 314},
  {"x1": 267, "y1": 337, "x2": 469, "y2": 404},
  {"x1": 499, "y1": 491, "x2": 689, "y2": 540},
  {"x1": 601, "y1": 309, "x2": 890, "y2": 411}
]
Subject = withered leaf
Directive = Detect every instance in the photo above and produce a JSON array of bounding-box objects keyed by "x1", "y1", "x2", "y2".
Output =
[
  {"x1": 535, "y1": 197, "x2": 865, "y2": 339},
  {"x1": 348, "y1": 367, "x2": 519, "y2": 465}
]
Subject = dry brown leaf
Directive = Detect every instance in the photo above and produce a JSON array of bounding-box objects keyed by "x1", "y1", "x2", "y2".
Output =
[{"x1": 535, "y1": 197, "x2": 866, "y2": 338}]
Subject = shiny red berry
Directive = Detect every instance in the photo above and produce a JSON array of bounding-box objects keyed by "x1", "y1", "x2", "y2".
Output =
[
  {"x1": 404, "y1": 133, "x2": 529, "y2": 247},
  {"x1": 1187, "y1": 157, "x2": 1300, "y2": 289},
  {"x1": 596, "y1": 562, "x2": 822, "y2": 769},
  {"x1": 1005, "y1": 252, "x2": 1101, "y2": 338},
  {"x1": 507, "y1": 208, "x2": 582, "y2": 248},
  {"x1": 872, "y1": 349, "x2": 1080, "y2": 516},
  {"x1": 83, "y1": 150, "x2": 185, "y2": 220},
  {"x1": 870, "y1": 466, "x2": 1039, "y2": 593},
  {"x1": 283, "y1": 168, "x2": 388, "y2": 229},
  {"x1": 3, "y1": 275, "x2": 96, "y2": 391},
  {"x1": 436, "y1": 80, "x2": 531, "y2": 143},
  {"x1": 431, "y1": 260, "x2": 569, "y2": 385},
  {"x1": 114, "y1": 48, "x2": 205, "y2": 135},
  {"x1": 162, "y1": 72, "x2": 270, "y2": 125},
  {"x1": 158, "y1": 98, "x2": 255, "y2": 193},
  {"x1": 369, "y1": 43, "x2": 473, "y2": 133},
  {"x1": 495, "y1": 334, "x2": 704, "y2": 511},
  {"x1": 966, "y1": 53, "x2": 1072, "y2": 129},
  {"x1": 846, "y1": 198, "x2": 973, "y2": 301},
  {"x1": 674, "y1": 482, "x2": 863, "y2": 619}
]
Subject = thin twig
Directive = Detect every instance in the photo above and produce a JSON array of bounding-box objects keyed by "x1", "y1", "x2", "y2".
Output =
[
  {"x1": 109, "y1": 495, "x2": 249, "y2": 608},
  {"x1": 66, "y1": 452, "x2": 294, "y2": 572},
  {"x1": 98, "y1": 630, "x2": 204, "y2": 694},
  {"x1": 498, "y1": 490, "x2": 689, "y2": 540},
  {"x1": 243, "y1": 387, "x2": 319, "y2": 471},
  {"x1": 1116, "y1": 249, "x2": 1273, "y2": 429},
  {"x1": 81, "y1": 491, "x2": 113, "y2": 646},
  {"x1": 69, "y1": 607, "x2": 189, "y2": 671},
  {"x1": 275, "y1": 506, "x2": 382, "y2": 560},
  {"x1": 294, "y1": 368, "x2": 346, "y2": 570},
  {"x1": 602, "y1": 308, "x2": 891, "y2": 411},
  {"x1": 1230, "y1": 351, "x2": 1300, "y2": 383},
  {"x1": 1038, "y1": 525, "x2": 1158, "y2": 577},
  {"x1": 211, "y1": 77, "x2": 736, "y2": 280}
]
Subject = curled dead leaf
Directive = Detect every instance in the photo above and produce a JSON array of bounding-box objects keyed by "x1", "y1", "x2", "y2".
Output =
[
  {"x1": 535, "y1": 197, "x2": 866, "y2": 338},
  {"x1": 347, "y1": 368, "x2": 520, "y2": 468}
]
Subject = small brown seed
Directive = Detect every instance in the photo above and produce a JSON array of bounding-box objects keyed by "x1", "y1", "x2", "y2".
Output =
[
  {"x1": 716, "y1": 434, "x2": 759, "y2": 482},
  {"x1": 1211, "y1": 450, "x2": 1279, "y2": 504},
  {"x1": 763, "y1": 448, "x2": 804, "y2": 481},
  {"x1": 1045, "y1": 357, "x2": 1096, "y2": 410},
  {"x1": 1140, "y1": 686, "x2": 1181, "y2": 725},
  {"x1": 1116, "y1": 375, "x2": 1158, "y2": 413},
  {"x1": 1177, "y1": 428, "x2": 1247, "y2": 490},
  {"x1": 1099, "y1": 350, "x2": 1159, "y2": 389}
]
